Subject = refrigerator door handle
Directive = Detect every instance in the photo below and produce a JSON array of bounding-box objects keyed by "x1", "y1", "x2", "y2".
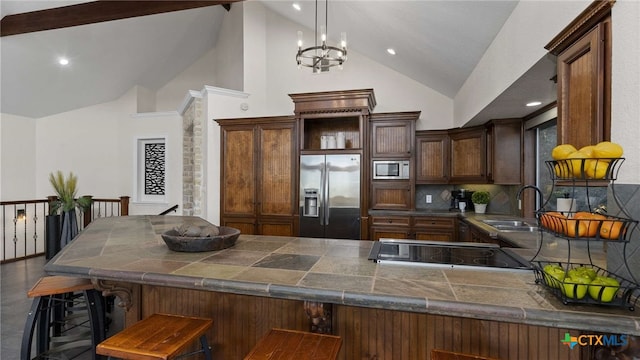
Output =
[
  {"x1": 325, "y1": 162, "x2": 330, "y2": 226},
  {"x1": 319, "y1": 164, "x2": 326, "y2": 226}
]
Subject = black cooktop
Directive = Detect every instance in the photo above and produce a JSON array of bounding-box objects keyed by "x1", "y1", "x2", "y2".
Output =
[{"x1": 368, "y1": 239, "x2": 532, "y2": 271}]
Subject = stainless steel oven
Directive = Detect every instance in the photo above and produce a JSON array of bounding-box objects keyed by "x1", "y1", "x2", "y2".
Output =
[{"x1": 372, "y1": 160, "x2": 410, "y2": 180}]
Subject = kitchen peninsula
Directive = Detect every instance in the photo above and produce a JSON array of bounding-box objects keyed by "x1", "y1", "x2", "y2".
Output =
[{"x1": 45, "y1": 215, "x2": 639, "y2": 360}]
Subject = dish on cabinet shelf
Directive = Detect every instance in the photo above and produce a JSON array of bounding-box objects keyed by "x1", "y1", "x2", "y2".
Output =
[
  {"x1": 536, "y1": 211, "x2": 637, "y2": 242},
  {"x1": 533, "y1": 261, "x2": 639, "y2": 311},
  {"x1": 545, "y1": 158, "x2": 624, "y2": 181}
]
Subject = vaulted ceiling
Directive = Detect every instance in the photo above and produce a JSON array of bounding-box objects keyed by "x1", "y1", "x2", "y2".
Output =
[{"x1": 0, "y1": 1, "x2": 557, "y2": 122}]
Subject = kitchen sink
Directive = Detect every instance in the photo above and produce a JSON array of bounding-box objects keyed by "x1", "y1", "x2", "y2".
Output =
[{"x1": 481, "y1": 219, "x2": 538, "y2": 232}]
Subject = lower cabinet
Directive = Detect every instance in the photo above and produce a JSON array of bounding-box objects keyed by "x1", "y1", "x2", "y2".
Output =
[
  {"x1": 369, "y1": 216, "x2": 411, "y2": 240},
  {"x1": 413, "y1": 217, "x2": 457, "y2": 242},
  {"x1": 222, "y1": 216, "x2": 296, "y2": 237},
  {"x1": 370, "y1": 215, "x2": 456, "y2": 241}
]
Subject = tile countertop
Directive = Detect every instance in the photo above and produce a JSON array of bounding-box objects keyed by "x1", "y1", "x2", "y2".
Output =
[{"x1": 44, "y1": 215, "x2": 640, "y2": 336}]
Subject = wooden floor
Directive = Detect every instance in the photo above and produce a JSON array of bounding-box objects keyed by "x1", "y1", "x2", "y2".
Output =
[{"x1": 0, "y1": 256, "x2": 124, "y2": 360}]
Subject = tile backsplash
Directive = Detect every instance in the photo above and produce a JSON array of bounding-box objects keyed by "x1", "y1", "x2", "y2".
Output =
[
  {"x1": 604, "y1": 183, "x2": 640, "y2": 285},
  {"x1": 415, "y1": 184, "x2": 520, "y2": 215}
]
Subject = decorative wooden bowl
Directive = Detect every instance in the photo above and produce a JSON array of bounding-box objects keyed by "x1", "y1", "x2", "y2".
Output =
[{"x1": 161, "y1": 226, "x2": 240, "y2": 252}]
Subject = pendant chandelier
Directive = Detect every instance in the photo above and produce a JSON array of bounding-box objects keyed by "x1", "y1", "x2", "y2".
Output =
[{"x1": 296, "y1": 0, "x2": 347, "y2": 73}]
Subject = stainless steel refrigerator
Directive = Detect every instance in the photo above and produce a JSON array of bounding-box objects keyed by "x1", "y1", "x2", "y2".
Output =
[{"x1": 299, "y1": 154, "x2": 361, "y2": 239}]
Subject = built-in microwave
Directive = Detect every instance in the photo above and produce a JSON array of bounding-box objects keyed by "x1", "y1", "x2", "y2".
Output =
[{"x1": 372, "y1": 160, "x2": 410, "y2": 180}]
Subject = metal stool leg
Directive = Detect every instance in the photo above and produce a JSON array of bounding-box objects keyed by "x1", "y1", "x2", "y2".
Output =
[
  {"x1": 200, "y1": 335, "x2": 212, "y2": 360},
  {"x1": 21, "y1": 295, "x2": 47, "y2": 360},
  {"x1": 84, "y1": 289, "x2": 106, "y2": 360}
]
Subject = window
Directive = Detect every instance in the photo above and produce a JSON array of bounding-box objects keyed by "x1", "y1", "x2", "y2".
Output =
[
  {"x1": 136, "y1": 138, "x2": 166, "y2": 203},
  {"x1": 535, "y1": 121, "x2": 607, "y2": 211}
]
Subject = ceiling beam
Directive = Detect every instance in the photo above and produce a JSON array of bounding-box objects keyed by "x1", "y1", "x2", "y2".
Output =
[{"x1": 1, "y1": 0, "x2": 241, "y2": 37}]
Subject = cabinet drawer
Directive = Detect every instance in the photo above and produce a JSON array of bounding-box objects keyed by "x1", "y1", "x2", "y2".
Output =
[
  {"x1": 370, "y1": 216, "x2": 411, "y2": 226},
  {"x1": 413, "y1": 216, "x2": 455, "y2": 229}
]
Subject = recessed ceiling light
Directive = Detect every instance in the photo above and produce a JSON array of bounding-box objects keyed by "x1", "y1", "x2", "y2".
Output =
[
  {"x1": 526, "y1": 101, "x2": 542, "y2": 107},
  {"x1": 292, "y1": 3, "x2": 301, "y2": 11},
  {"x1": 58, "y1": 57, "x2": 69, "y2": 66},
  {"x1": 386, "y1": 48, "x2": 396, "y2": 55}
]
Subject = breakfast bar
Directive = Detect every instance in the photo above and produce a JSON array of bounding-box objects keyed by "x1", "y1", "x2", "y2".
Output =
[{"x1": 44, "y1": 215, "x2": 639, "y2": 359}]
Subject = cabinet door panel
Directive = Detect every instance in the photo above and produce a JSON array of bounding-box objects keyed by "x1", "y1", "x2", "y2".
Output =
[
  {"x1": 371, "y1": 121, "x2": 412, "y2": 157},
  {"x1": 414, "y1": 231, "x2": 454, "y2": 242},
  {"x1": 449, "y1": 128, "x2": 486, "y2": 183},
  {"x1": 259, "y1": 126, "x2": 295, "y2": 216},
  {"x1": 258, "y1": 218, "x2": 295, "y2": 236},
  {"x1": 416, "y1": 133, "x2": 449, "y2": 183},
  {"x1": 221, "y1": 217, "x2": 256, "y2": 235},
  {"x1": 370, "y1": 182, "x2": 412, "y2": 210},
  {"x1": 370, "y1": 227, "x2": 410, "y2": 241},
  {"x1": 557, "y1": 22, "x2": 606, "y2": 149},
  {"x1": 223, "y1": 128, "x2": 255, "y2": 215}
]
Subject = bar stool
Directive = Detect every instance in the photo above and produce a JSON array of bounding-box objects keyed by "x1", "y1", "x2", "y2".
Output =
[
  {"x1": 244, "y1": 328, "x2": 342, "y2": 360},
  {"x1": 96, "y1": 313, "x2": 213, "y2": 360},
  {"x1": 21, "y1": 275, "x2": 106, "y2": 360},
  {"x1": 431, "y1": 349, "x2": 499, "y2": 360}
]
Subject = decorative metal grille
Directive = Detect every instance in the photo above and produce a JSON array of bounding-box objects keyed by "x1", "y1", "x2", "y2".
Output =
[{"x1": 144, "y1": 143, "x2": 165, "y2": 195}]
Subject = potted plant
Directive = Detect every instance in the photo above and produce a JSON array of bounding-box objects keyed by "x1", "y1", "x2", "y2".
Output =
[
  {"x1": 471, "y1": 191, "x2": 490, "y2": 214},
  {"x1": 48, "y1": 171, "x2": 92, "y2": 251}
]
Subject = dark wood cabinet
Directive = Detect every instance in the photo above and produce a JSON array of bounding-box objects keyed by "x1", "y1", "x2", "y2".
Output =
[
  {"x1": 369, "y1": 215, "x2": 411, "y2": 240},
  {"x1": 486, "y1": 119, "x2": 523, "y2": 185},
  {"x1": 369, "y1": 215, "x2": 456, "y2": 241},
  {"x1": 415, "y1": 130, "x2": 449, "y2": 184},
  {"x1": 369, "y1": 112, "x2": 418, "y2": 158},
  {"x1": 413, "y1": 216, "x2": 456, "y2": 242},
  {"x1": 217, "y1": 116, "x2": 297, "y2": 236},
  {"x1": 546, "y1": 1, "x2": 613, "y2": 149},
  {"x1": 417, "y1": 122, "x2": 522, "y2": 185},
  {"x1": 370, "y1": 182, "x2": 412, "y2": 210},
  {"x1": 556, "y1": 21, "x2": 609, "y2": 149},
  {"x1": 448, "y1": 127, "x2": 487, "y2": 183},
  {"x1": 369, "y1": 111, "x2": 418, "y2": 211}
]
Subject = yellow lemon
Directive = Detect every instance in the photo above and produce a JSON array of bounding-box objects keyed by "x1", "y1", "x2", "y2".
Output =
[
  {"x1": 579, "y1": 145, "x2": 596, "y2": 158},
  {"x1": 554, "y1": 162, "x2": 571, "y2": 178},
  {"x1": 593, "y1": 141, "x2": 623, "y2": 158},
  {"x1": 567, "y1": 151, "x2": 590, "y2": 178},
  {"x1": 585, "y1": 159, "x2": 610, "y2": 179},
  {"x1": 552, "y1": 144, "x2": 578, "y2": 160}
]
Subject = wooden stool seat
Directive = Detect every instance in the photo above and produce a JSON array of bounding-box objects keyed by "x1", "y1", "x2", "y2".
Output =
[
  {"x1": 96, "y1": 313, "x2": 213, "y2": 360},
  {"x1": 431, "y1": 349, "x2": 499, "y2": 360},
  {"x1": 21, "y1": 276, "x2": 106, "y2": 360},
  {"x1": 244, "y1": 328, "x2": 341, "y2": 360}
]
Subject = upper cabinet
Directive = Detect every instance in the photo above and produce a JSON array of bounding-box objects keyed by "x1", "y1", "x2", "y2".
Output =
[
  {"x1": 415, "y1": 130, "x2": 449, "y2": 183},
  {"x1": 486, "y1": 119, "x2": 523, "y2": 185},
  {"x1": 416, "y1": 121, "x2": 522, "y2": 185},
  {"x1": 289, "y1": 89, "x2": 376, "y2": 152},
  {"x1": 546, "y1": 0, "x2": 613, "y2": 149},
  {"x1": 369, "y1": 112, "x2": 419, "y2": 158},
  {"x1": 448, "y1": 127, "x2": 487, "y2": 183}
]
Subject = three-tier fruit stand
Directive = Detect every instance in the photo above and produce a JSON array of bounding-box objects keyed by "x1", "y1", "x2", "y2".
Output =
[{"x1": 531, "y1": 157, "x2": 639, "y2": 310}]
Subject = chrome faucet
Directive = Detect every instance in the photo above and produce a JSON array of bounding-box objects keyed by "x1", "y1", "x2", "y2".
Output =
[{"x1": 516, "y1": 185, "x2": 544, "y2": 211}]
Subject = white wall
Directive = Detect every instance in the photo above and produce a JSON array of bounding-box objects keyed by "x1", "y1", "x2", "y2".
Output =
[
  {"x1": 0, "y1": 113, "x2": 37, "y2": 200},
  {"x1": 611, "y1": 0, "x2": 640, "y2": 184},
  {"x1": 214, "y1": 2, "x2": 244, "y2": 93},
  {"x1": 32, "y1": 87, "x2": 183, "y2": 215},
  {"x1": 156, "y1": 48, "x2": 218, "y2": 112},
  {"x1": 455, "y1": 0, "x2": 591, "y2": 127}
]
